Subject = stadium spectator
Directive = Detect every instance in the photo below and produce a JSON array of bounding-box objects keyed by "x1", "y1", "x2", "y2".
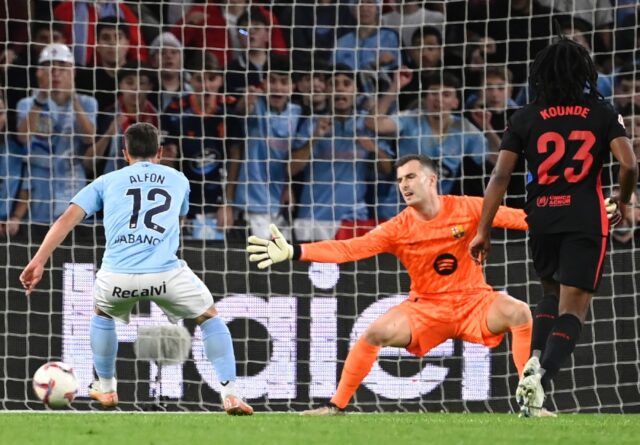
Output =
[
  {"x1": 148, "y1": 32, "x2": 190, "y2": 113},
  {"x1": 471, "y1": 38, "x2": 638, "y2": 417},
  {"x1": 281, "y1": 0, "x2": 356, "y2": 63},
  {"x1": 0, "y1": 0, "x2": 29, "y2": 59},
  {"x1": 467, "y1": 0, "x2": 553, "y2": 86},
  {"x1": 85, "y1": 62, "x2": 157, "y2": 177},
  {"x1": 19, "y1": 122, "x2": 253, "y2": 416},
  {"x1": 466, "y1": 67, "x2": 517, "y2": 136},
  {"x1": 231, "y1": 55, "x2": 310, "y2": 240},
  {"x1": 399, "y1": 25, "x2": 444, "y2": 110},
  {"x1": 16, "y1": 43, "x2": 97, "y2": 224},
  {"x1": 290, "y1": 65, "x2": 393, "y2": 241},
  {"x1": 291, "y1": 56, "x2": 330, "y2": 117},
  {"x1": 334, "y1": 0, "x2": 401, "y2": 93},
  {"x1": 0, "y1": 94, "x2": 28, "y2": 237},
  {"x1": 161, "y1": 52, "x2": 238, "y2": 239},
  {"x1": 75, "y1": 17, "x2": 134, "y2": 112},
  {"x1": 464, "y1": 35, "x2": 500, "y2": 91},
  {"x1": 53, "y1": 0, "x2": 148, "y2": 66},
  {"x1": 537, "y1": 0, "x2": 614, "y2": 51},
  {"x1": 5, "y1": 21, "x2": 66, "y2": 135},
  {"x1": 170, "y1": 0, "x2": 287, "y2": 68},
  {"x1": 368, "y1": 70, "x2": 493, "y2": 220},
  {"x1": 558, "y1": 16, "x2": 612, "y2": 98},
  {"x1": 246, "y1": 154, "x2": 533, "y2": 416},
  {"x1": 613, "y1": 7, "x2": 639, "y2": 67},
  {"x1": 514, "y1": 16, "x2": 615, "y2": 106},
  {"x1": 381, "y1": 0, "x2": 445, "y2": 48},
  {"x1": 613, "y1": 68, "x2": 640, "y2": 114},
  {"x1": 466, "y1": 67, "x2": 525, "y2": 207},
  {"x1": 224, "y1": 8, "x2": 271, "y2": 98}
]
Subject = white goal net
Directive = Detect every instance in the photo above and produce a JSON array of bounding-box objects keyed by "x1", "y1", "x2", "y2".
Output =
[{"x1": 0, "y1": 0, "x2": 638, "y2": 413}]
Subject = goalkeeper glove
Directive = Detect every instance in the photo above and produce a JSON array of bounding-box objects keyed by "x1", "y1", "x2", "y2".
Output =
[
  {"x1": 605, "y1": 197, "x2": 622, "y2": 226},
  {"x1": 247, "y1": 224, "x2": 293, "y2": 269}
]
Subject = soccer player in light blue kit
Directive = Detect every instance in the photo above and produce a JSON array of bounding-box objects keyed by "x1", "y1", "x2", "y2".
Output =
[{"x1": 19, "y1": 123, "x2": 253, "y2": 415}]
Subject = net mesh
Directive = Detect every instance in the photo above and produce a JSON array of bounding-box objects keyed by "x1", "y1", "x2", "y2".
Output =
[{"x1": 0, "y1": 0, "x2": 638, "y2": 412}]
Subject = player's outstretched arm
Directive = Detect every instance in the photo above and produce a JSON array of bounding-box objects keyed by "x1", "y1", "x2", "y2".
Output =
[
  {"x1": 20, "y1": 204, "x2": 86, "y2": 295},
  {"x1": 470, "y1": 150, "x2": 519, "y2": 263},
  {"x1": 247, "y1": 224, "x2": 294, "y2": 269}
]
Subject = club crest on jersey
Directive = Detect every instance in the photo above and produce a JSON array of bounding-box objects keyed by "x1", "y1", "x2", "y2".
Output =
[
  {"x1": 537, "y1": 196, "x2": 549, "y2": 207},
  {"x1": 451, "y1": 224, "x2": 465, "y2": 239}
]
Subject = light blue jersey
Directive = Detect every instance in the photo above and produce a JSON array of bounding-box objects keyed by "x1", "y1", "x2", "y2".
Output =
[
  {"x1": 334, "y1": 28, "x2": 400, "y2": 72},
  {"x1": 71, "y1": 162, "x2": 190, "y2": 273},
  {"x1": 17, "y1": 94, "x2": 97, "y2": 222},
  {"x1": 297, "y1": 112, "x2": 392, "y2": 222},
  {"x1": 0, "y1": 138, "x2": 29, "y2": 220},
  {"x1": 234, "y1": 97, "x2": 310, "y2": 215}
]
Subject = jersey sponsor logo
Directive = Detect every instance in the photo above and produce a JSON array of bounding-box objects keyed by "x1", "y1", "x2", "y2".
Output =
[
  {"x1": 539, "y1": 105, "x2": 590, "y2": 120},
  {"x1": 551, "y1": 331, "x2": 571, "y2": 340},
  {"x1": 451, "y1": 225, "x2": 465, "y2": 239},
  {"x1": 111, "y1": 282, "x2": 166, "y2": 299},
  {"x1": 549, "y1": 195, "x2": 571, "y2": 207},
  {"x1": 113, "y1": 233, "x2": 163, "y2": 245},
  {"x1": 433, "y1": 253, "x2": 457, "y2": 275},
  {"x1": 536, "y1": 195, "x2": 571, "y2": 207}
]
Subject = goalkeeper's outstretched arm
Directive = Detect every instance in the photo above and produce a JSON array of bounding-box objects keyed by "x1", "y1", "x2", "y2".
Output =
[{"x1": 247, "y1": 224, "x2": 393, "y2": 269}]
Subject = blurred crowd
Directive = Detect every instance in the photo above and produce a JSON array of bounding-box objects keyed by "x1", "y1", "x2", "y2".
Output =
[{"x1": 0, "y1": 0, "x2": 638, "y2": 243}]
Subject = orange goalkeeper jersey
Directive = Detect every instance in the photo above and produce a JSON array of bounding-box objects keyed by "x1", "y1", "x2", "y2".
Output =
[{"x1": 300, "y1": 195, "x2": 527, "y2": 300}]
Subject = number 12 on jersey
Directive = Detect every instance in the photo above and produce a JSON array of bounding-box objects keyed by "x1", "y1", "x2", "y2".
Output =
[{"x1": 125, "y1": 187, "x2": 172, "y2": 233}]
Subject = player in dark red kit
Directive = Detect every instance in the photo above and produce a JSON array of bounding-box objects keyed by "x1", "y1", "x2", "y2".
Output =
[{"x1": 470, "y1": 38, "x2": 638, "y2": 417}]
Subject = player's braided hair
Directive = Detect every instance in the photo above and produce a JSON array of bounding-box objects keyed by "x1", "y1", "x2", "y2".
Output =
[{"x1": 529, "y1": 37, "x2": 602, "y2": 105}]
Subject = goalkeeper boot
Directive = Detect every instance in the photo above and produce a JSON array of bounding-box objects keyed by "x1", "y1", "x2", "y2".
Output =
[
  {"x1": 89, "y1": 381, "x2": 119, "y2": 409},
  {"x1": 223, "y1": 395, "x2": 254, "y2": 416},
  {"x1": 535, "y1": 408, "x2": 558, "y2": 418},
  {"x1": 516, "y1": 373, "x2": 545, "y2": 418},
  {"x1": 522, "y1": 356, "x2": 540, "y2": 378},
  {"x1": 300, "y1": 403, "x2": 345, "y2": 416}
]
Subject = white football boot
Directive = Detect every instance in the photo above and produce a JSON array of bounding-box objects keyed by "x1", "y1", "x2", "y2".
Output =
[
  {"x1": 516, "y1": 373, "x2": 545, "y2": 418},
  {"x1": 522, "y1": 356, "x2": 541, "y2": 378},
  {"x1": 301, "y1": 404, "x2": 345, "y2": 416}
]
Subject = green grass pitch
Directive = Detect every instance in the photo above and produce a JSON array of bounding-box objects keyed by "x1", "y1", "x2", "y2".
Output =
[{"x1": 1, "y1": 413, "x2": 638, "y2": 445}]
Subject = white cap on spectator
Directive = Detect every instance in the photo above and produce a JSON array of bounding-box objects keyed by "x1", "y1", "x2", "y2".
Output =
[
  {"x1": 38, "y1": 43, "x2": 74, "y2": 65},
  {"x1": 150, "y1": 32, "x2": 182, "y2": 56}
]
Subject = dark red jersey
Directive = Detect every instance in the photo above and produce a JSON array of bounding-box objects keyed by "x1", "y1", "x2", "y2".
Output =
[{"x1": 501, "y1": 100, "x2": 627, "y2": 235}]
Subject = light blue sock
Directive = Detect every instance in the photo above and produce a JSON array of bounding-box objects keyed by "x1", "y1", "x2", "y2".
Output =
[
  {"x1": 90, "y1": 314, "x2": 118, "y2": 379},
  {"x1": 201, "y1": 316, "x2": 237, "y2": 382}
]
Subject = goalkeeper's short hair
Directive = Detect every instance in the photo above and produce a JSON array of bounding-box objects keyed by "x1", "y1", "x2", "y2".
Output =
[{"x1": 395, "y1": 154, "x2": 438, "y2": 175}]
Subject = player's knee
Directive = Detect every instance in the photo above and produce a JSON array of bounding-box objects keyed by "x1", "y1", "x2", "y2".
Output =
[
  {"x1": 194, "y1": 305, "x2": 218, "y2": 325},
  {"x1": 509, "y1": 299, "x2": 532, "y2": 326},
  {"x1": 363, "y1": 325, "x2": 392, "y2": 346}
]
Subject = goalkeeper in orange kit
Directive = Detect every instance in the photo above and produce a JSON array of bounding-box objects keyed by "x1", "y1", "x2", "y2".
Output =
[{"x1": 247, "y1": 154, "x2": 533, "y2": 415}]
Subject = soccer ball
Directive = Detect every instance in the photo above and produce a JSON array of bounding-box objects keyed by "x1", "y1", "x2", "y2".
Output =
[{"x1": 32, "y1": 361, "x2": 78, "y2": 408}]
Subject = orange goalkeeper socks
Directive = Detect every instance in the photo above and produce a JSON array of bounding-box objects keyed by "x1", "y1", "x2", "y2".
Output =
[
  {"x1": 510, "y1": 320, "x2": 533, "y2": 377},
  {"x1": 330, "y1": 337, "x2": 381, "y2": 409}
]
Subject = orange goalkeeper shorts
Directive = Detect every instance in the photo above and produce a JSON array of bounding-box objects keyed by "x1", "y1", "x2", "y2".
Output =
[{"x1": 395, "y1": 290, "x2": 505, "y2": 357}]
